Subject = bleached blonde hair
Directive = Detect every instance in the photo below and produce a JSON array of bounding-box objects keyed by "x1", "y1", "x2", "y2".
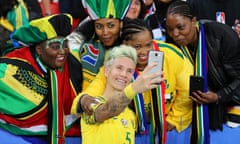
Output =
[{"x1": 104, "y1": 44, "x2": 137, "y2": 68}]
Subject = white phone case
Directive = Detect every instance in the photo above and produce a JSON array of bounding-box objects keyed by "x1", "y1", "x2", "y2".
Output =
[{"x1": 148, "y1": 50, "x2": 164, "y2": 75}]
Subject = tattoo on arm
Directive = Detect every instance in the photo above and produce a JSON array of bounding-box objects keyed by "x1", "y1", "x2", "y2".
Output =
[{"x1": 95, "y1": 91, "x2": 132, "y2": 122}]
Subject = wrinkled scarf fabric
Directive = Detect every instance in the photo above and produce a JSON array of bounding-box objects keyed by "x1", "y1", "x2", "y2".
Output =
[
  {"x1": 151, "y1": 43, "x2": 166, "y2": 144},
  {"x1": 133, "y1": 70, "x2": 149, "y2": 134},
  {"x1": 181, "y1": 23, "x2": 210, "y2": 144}
]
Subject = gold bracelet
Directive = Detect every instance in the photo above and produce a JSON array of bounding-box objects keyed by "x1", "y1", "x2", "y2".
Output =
[{"x1": 83, "y1": 96, "x2": 106, "y2": 124}]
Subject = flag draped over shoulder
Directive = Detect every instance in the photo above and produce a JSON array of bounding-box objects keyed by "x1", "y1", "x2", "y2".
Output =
[
  {"x1": 0, "y1": 13, "x2": 82, "y2": 144},
  {"x1": 0, "y1": 48, "x2": 49, "y2": 135},
  {"x1": 81, "y1": 0, "x2": 131, "y2": 20},
  {"x1": 0, "y1": 47, "x2": 82, "y2": 144}
]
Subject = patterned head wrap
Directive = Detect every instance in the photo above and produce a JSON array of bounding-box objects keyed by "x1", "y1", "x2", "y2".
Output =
[
  {"x1": 82, "y1": 0, "x2": 132, "y2": 20},
  {"x1": 12, "y1": 14, "x2": 72, "y2": 45}
]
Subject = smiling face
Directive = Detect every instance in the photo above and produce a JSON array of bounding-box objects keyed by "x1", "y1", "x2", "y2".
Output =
[
  {"x1": 166, "y1": 13, "x2": 197, "y2": 46},
  {"x1": 94, "y1": 18, "x2": 122, "y2": 47},
  {"x1": 123, "y1": 30, "x2": 153, "y2": 71},
  {"x1": 36, "y1": 37, "x2": 69, "y2": 69},
  {"x1": 105, "y1": 57, "x2": 135, "y2": 91}
]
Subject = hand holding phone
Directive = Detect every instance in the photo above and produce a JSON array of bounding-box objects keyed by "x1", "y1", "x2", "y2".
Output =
[
  {"x1": 189, "y1": 76, "x2": 204, "y2": 96},
  {"x1": 148, "y1": 50, "x2": 164, "y2": 75}
]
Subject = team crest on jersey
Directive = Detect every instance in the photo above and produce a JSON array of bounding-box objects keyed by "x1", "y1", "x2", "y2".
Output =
[
  {"x1": 121, "y1": 119, "x2": 129, "y2": 127},
  {"x1": 81, "y1": 43, "x2": 99, "y2": 66}
]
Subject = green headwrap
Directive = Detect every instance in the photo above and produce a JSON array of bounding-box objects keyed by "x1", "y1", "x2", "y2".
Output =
[
  {"x1": 12, "y1": 14, "x2": 73, "y2": 45},
  {"x1": 82, "y1": 0, "x2": 132, "y2": 20}
]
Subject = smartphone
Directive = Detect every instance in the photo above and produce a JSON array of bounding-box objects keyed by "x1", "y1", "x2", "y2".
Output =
[
  {"x1": 189, "y1": 76, "x2": 204, "y2": 96},
  {"x1": 148, "y1": 50, "x2": 164, "y2": 77}
]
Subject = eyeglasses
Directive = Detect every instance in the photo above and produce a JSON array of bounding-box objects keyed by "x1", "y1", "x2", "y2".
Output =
[{"x1": 45, "y1": 38, "x2": 68, "y2": 50}]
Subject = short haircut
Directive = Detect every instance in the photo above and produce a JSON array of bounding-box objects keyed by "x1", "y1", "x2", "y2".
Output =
[{"x1": 104, "y1": 44, "x2": 137, "y2": 68}]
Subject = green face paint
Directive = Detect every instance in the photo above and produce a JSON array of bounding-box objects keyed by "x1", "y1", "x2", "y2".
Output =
[{"x1": 45, "y1": 38, "x2": 68, "y2": 50}]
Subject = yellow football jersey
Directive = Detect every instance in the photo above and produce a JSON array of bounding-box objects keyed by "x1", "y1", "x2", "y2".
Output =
[{"x1": 81, "y1": 107, "x2": 136, "y2": 144}]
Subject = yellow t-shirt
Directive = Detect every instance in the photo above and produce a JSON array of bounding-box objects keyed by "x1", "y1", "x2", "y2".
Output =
[{"x1": 81, "y1": 107, "x2": 136, "y2": 144}]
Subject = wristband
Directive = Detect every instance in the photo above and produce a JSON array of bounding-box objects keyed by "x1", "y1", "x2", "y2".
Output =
[
  {"x1": 83, "y1": 96, "x2": 106, "y2": 124},
  {"x1": 124, "y1": 83, "x2": 137, "y2": 100}
]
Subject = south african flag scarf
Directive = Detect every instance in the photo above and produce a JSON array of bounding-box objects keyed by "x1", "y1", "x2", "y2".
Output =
[
  {"x1": 133, "y1": 42, "x2": 166, "y2": 144},
  {"x1": 150, "y1": 84, "x2": 166, "y2": 144},
  {"x1": 182, "y1": 23, "x2": 210, "y2": 144},
  {"x1": 48, "y1": 71, "x2": 65, "y2": 144}
]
